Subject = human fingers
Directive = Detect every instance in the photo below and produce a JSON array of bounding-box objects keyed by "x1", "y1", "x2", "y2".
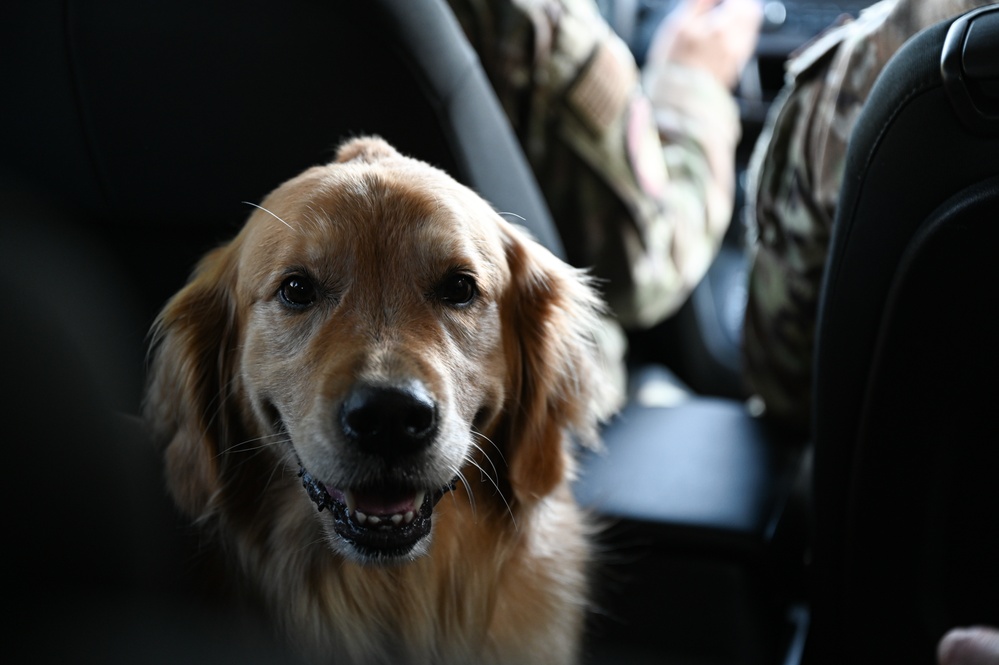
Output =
[
  {"x1": 939, "y1": 627, "x2": 999, "y2": 665},
  {"x1": 713, "y1": 0, "x2": 763, "y2": 65}
]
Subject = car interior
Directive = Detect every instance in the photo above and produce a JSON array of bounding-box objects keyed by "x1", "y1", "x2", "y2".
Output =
[{"x1": 3, "y1": 1, "x2": 998, "y2": 664}]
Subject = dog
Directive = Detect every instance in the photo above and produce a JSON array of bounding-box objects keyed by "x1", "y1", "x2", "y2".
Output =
[{"x1": 145, "y1": 136, "x2": 616, "y2": 665}]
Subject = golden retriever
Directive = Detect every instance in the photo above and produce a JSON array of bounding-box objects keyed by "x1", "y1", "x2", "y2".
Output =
[{"x1": 144, "y1": 136, "x2": 615, "y2": 665}]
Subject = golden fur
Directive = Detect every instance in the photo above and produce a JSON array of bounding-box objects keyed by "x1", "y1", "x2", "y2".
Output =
[{"x1": 145, "y1": 136, "x2": 613, "y2": 665}]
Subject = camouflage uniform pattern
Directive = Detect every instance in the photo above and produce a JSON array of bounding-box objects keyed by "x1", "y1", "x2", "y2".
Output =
[
  {"x1": 447, "y1": 0, "x2": 741, "y2": 331},
  {"x1": 743, "y1": 0, "x2": 993, "y2": 432}
]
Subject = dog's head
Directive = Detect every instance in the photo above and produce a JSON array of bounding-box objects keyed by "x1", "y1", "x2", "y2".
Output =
[{"x1": 145, "y1": 136, "x2": 612, "y2": 564}]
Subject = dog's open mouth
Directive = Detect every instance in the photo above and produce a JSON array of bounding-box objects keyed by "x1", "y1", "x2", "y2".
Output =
[{"x1": 299, "y1": 467, "x2": 456, "y2": 558}]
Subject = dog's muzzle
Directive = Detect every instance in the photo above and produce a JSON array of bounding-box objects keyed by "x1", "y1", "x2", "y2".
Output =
[{"x1": 296, "y1": 380, "x2": 458, "y2": 559}]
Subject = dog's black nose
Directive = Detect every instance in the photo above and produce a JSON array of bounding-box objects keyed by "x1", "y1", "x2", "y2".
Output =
[{"x1": 339, "y1": 382, "x2": 438, "y2": 455}]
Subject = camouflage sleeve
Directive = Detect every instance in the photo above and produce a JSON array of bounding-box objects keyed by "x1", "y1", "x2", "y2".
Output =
[
  {"x1": 742, "y1": 71, "x2": 836, "y2": 433},
  {"x1": 742, "y1": 0, "x2": 911, "y2": 431},
  {"x1": 628, "y1": 63, "x2": 742, "y2": 328},
  {"x1": 448, "y1": 0, "x2": 741, "y2": 330}
]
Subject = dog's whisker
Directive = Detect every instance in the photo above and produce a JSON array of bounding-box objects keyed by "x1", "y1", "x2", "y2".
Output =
[
  {"x1": 448, "y1": 465, "x2": 477, "y2": 520},
  {"x1": 296, "y1": 532, "x2": 332, "y2": 557},
  {"x1": 496, "y1": 211, "x2": 526, "y2": 222},
  {"x1": 214, "y1": 433, "x2": 292, "y2": 468},
  {"x1": 468, "y1": 431, "x2": 514, "y2": 522},
  {"x1": 219, "y1": 442, "x2": 283, "y2": 467},
  {"x1": 228, "y1": 432, "x2": 288, "y2": 452},
  {"x1": 217, "y1": 432, "x2": 291, "y2": 460},
  {"x1": 225, "y1": 441, "x2": 284, "y2": 456},
  {"x1": 463, "y1": 456, "x2": 498, "y2": 494},
  {"x1": 195, "y1": 372, "x2": 245, "y2": 460},
  {"x1": 242, "y1": 201, "x2": 297, "y2": 233},
  {"x1": 471, "y1": 429, "x2": 507, "y2": 465},
  {"x1": 200, "y1": 373, "x2": 290, "y2": 463},
  {"x1": 467, "y1": 438, "x2": 502, "y2": 485},
  {"x1": 260, "y1": 454, "x2": 297, "y2": 497},
  {"x1": 462, "y1": 455, "x2": 518, "y2": 530}
]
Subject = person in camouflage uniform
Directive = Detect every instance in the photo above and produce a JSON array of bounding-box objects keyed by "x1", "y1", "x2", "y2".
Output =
[
  {"x1": 447, "y1": 0, "x2": 761, "y2": 332},
  {"x1": 743, "y1": 0, "x2": 993, "y2": 433}
]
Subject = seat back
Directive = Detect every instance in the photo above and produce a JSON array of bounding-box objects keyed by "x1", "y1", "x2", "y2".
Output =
[
  {"x1": 1, "y1": 0, "x2": 560, "y2": 408},
  {"x1": 1, "y1": 2, "x2": 564, "y2": 658},
  {"x1": 807, "y1": 6, "x2": 999, "y2": 663}
]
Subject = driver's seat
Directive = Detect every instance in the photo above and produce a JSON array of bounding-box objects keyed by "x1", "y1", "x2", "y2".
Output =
[{"x1": 805, "y1": 7, "x2": 999, "y2": 663}]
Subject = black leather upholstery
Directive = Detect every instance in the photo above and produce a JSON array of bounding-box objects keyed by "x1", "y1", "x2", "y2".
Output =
[
  {"x1": 576, "y1": 371, "x2": 807, "y2": 664},
  {"x1": 579, "y1": 398, "x2": 799, "y2": 535},
  {"x1": 806, "y1": 7, "x2": 999, "y2": 663},
  {"x1": 2, "y1": 211, "x2": 299, "y2": 663}
]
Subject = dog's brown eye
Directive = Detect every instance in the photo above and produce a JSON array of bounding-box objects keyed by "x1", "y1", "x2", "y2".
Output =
[
  {"x1": 436, "y1": 273, "x2": 477, "y2": 306},
  {"x1": 279, "y1": 275, "x2": 317, "y2": 309}
]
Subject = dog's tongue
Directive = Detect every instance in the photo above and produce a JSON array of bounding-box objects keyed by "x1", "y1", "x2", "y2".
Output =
[{"x1": 352, "y1": 487, "x2": 421, "y2": 516}]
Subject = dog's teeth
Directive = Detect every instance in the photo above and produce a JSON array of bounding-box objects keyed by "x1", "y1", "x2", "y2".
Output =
[{"x1": 347, "y1": 493, "x2": 427, "y2": 527}]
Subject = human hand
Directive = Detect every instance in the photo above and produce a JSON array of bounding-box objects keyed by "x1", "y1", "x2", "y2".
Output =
[
  {"x1": 939, "y1": 627, "x2": 999, "y2": 665},
  {"x1": 645, "y1": 0, "x2": 762, "y2": 89}
]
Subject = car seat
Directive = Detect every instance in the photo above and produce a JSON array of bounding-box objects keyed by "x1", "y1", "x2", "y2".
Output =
[
  {"x1": 1, "y1": 0, "x2": 559, "y2": 660},
  {"x1": 804, "y1": 6, "x2": 999, "y2": 664},
  {"x1": 1, "y1": 0, "x2": 560, "y2": 404}
]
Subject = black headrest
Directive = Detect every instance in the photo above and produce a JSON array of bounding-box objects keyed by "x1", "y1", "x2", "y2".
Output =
[
  {"x1": 1, "y1": 0, "x2": 560, "y2": 367},
  {"x1": 814, "y1": 4, "x2": 999, "y2": 479}
]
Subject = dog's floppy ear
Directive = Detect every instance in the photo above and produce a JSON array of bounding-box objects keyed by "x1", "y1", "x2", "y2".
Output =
[
  {"x1": 500, "y1": 225, "x2": 615, "y2": 504},
  {"x1": 144, "y1": 243, "x2": 241, "y2": 519},
  {"x1": 334, "y1": 135, "x2": 401, "y2": 164}
]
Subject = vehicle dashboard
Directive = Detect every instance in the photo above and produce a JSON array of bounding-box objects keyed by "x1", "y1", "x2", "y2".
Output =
[{"x1": 597, "y1": 0, "x2": 874, "y2": 64}]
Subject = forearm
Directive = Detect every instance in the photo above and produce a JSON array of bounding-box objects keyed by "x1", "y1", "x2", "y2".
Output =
[
  {"x1": 742, "y1": 78, "x2": 834, "y2": 431},
  {"x1": 616, "y1": 64, "x2": 741, "y2": 327}
]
